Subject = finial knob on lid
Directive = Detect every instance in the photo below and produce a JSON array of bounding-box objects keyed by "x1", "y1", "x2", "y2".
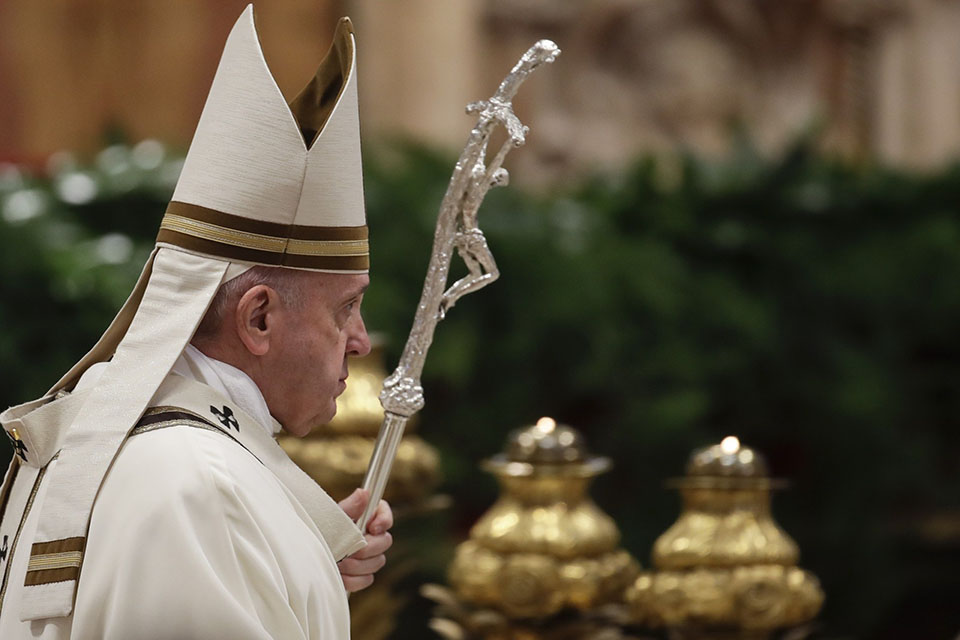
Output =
[{"x1": 686, "y1": 435, "x2": 770, "y2": 478}]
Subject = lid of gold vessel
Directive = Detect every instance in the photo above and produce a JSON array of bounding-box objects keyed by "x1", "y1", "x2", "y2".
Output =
[
  {"x1": 669, "y1": 436, "x2": 786, "y2": 490},
  {"x1": 481, "y1": 417, "x2": 611, "y2": 478}
]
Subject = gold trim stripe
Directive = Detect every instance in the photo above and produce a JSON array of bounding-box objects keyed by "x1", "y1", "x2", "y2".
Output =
[
  {"x1": 30, "y1": 536, "x2": 85, "y2": 556},
  {"x1": 165, "y1": 201, "x2": 368, "y2": 240},
  {"x1": 28, "y1": 551, "x2": 82, "y2": 572},
  {"x1": 15, "y1": 500, "x2": 83, "y2": 588},
  {"x1": 157, "y1": 201, "x2": 369, "y2": 270},
  {"x1": 162, "y1": 214, "x2": 285, "y2": 252},
  {"x1": 286, "y1": 237, "x2": 368, "y2": 256},
  {"x1": 160, "y1": 214, "x2": 369, "y2": 257},
  {"x1": 24, "y1": 566, "x2": 80, "y2": 587},
  {"x1": 156, "y1": 229, "x2": 370, "y2": 271}
]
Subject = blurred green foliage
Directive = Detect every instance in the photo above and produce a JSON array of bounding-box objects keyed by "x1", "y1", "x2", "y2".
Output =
[{"x1": 1, "y1": 139, "x2": 958, "y2": 638}]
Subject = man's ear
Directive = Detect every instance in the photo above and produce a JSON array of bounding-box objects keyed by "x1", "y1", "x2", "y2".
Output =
[{"x1": 234, "y1": 285, "x2": 281, "y2": 356}]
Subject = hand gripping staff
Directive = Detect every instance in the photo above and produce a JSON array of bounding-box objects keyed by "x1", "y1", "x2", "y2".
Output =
[{"x1": 357, "y1": 40, "x2": 560, "y2": 531}]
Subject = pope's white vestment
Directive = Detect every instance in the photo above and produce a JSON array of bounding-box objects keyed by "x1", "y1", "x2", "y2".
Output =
[
  {"x1": 1, "y1": 7, "x2": 373, "y2": 637},
  {"x1": 0, "y1": 346, "x2": 356, "y2": 639}
]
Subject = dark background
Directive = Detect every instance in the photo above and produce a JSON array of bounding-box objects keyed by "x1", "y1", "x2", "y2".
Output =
[{"x1": 1, "y1": 137, "x2": 958, "y2": 638}]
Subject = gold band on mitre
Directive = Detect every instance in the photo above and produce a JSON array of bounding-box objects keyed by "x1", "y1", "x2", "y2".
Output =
[{"x1": 157, "y1": 201, "x2": 369, "y2": 271}]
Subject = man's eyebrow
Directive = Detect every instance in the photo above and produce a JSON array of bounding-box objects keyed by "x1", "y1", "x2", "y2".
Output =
[{"x1": 343, "y1": 284, "x2": 369, "y2": 301}]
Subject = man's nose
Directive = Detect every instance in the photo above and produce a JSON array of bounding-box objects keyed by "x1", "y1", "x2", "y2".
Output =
[{"x1": 348, "y1": 315, "x2": 371, "y2": 357}]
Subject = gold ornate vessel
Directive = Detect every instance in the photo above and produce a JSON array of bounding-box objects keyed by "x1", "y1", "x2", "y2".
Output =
[
  {"x1": 278, "y1": 338, "x2": 441, "y2": 504},
  {"x1": 627, "y1": 437, "x2": 823, "y2": 638},
  {"x1": 448, "y1": 418, "x2": 639, "y2": 620}
]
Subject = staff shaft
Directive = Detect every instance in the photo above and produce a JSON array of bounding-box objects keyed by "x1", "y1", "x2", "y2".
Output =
[{"x1": 356, "y1": 38, "x2": 560, "y2": 534}]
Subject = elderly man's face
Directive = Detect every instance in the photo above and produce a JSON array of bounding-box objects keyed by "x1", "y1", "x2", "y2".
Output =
[{"x1": 265, "y1": 272, "x2": 371, "y2": 436}]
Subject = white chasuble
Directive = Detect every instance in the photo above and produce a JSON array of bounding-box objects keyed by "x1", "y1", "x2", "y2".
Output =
[{"x1": 0, "y1": 349, "x2": 362, "y2": 639}]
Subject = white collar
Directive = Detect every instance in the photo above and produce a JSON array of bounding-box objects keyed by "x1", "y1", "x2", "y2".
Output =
[
  {"x1": 74, "y1": 345, "x2": 282, "y2": 436},
  {"x1": 170, "y1": 344, "x2": 281, "y2": 436}
]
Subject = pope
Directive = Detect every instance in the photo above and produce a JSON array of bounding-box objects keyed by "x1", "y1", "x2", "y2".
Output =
[{"x1": 0, "y1": 5, "x2": 391, "y2": 638}]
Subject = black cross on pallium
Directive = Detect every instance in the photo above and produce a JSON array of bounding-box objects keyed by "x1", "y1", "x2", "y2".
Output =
[
  {"x1": 4, "y1": 430, "x2": 28, "y2": 462},
  {"x1": 210, "y1": 405, "x2": 240, "y2": 431},
  {"x1": 0, "y1": 535, "x2": 8, "y2": 563}
]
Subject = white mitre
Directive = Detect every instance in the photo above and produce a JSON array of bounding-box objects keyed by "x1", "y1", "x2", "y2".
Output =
[{"x1": 0, "y1": 4, "x2": 367, "y2": 621}]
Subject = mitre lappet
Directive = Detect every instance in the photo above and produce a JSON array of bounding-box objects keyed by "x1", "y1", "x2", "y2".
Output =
[{"x1": 0, "y1": 4, "x2": 369, "y2": 621}]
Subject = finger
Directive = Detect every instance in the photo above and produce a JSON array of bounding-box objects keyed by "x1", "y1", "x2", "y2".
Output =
[
  {"x1": 338, "y1": 553, "x2": 386, "y2": 577},
  {"x1": 338, "y1": 488, "x2": 369, "y2": 521},
  {"x1": 350, "y1": 532, "x2": 393, "y2": 559},
  {"x1": 342, "y1": 574, "x2": 375, "y2": 593},
  {"x1": 367, "y1": 500, "x2": 393, "y2": 535}
]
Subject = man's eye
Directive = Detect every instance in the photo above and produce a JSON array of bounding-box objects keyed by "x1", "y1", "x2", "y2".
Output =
[{"x1": 338, "y1": 301, "x2": 356, "y2": 321}]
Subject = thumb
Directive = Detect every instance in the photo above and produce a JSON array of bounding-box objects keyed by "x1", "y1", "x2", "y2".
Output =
[{"x1": 338, "y1": 488, "x2": 370, "y2": 521}]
